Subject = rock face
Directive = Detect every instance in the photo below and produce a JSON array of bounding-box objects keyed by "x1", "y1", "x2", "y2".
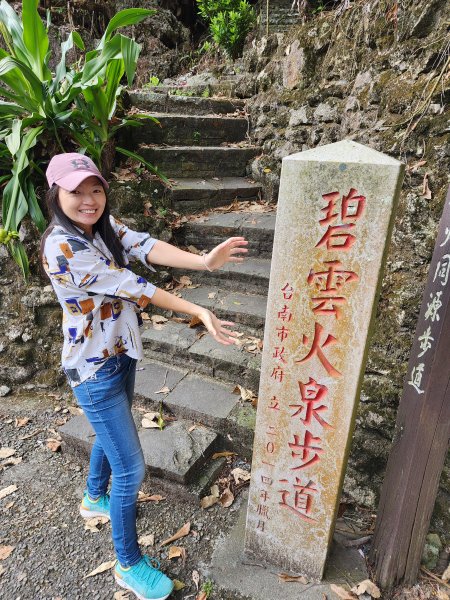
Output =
[{"x1": 241, "y1": 0, "x2": 449, "y2": 540}]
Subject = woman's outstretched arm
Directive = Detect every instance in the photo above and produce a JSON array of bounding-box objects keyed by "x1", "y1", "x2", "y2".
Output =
[
  {"x1": 150, "y1": 287, "x2": 238, "y2": 346},
  {"x1": 146, "y1": 237, "x2": 248, "y2": 271}
]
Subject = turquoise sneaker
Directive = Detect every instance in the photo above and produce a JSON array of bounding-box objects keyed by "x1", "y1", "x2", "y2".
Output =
[
  {"x1": 115, "y1": 556, "x2": 174, "y2": 600},
  {"x1": 79, "y1": 490, "x2": 110, "y2": 519}
]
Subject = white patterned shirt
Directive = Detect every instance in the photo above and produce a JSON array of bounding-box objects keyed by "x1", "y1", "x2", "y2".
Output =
[{"x1": 43, "y1": 216, "x2": 157, "y2": 386}]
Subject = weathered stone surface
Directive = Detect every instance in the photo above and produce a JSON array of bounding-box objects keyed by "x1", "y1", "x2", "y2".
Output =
[
  {"x1": 60, "y1": 414, "x2": 219, "y2": 484},
  {"x1": 173, "y1": 257, "x2": 271, "y2": 295},
  {"x1": 282, "y1": 40, "x2": 306, "y2": 89},
  {"x1": 127, "y1": 90, "x2": 245, "y2": 115},
  {"x1": 209, "y1": 492, "x2": 368, "y2": 600},
  {"x1": 163, "y1": 373, "x2": 239, "y2": 420},
  {"x1": 127, "y1": 113, "x2": 249, "y2": 147},
  {"x1": 138, "y1": 145, "x2": 261, "y2": 178},
  {"x1": 245, "y1": 140, "x2": 404, "y2": 579},
  {"x1": 134, "y1": 360, "x2": 188, "y2": 401}
]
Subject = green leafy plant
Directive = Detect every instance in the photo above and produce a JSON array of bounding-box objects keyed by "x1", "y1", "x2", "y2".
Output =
[
  {"x1": 0, "y1": 0, "x2": 163, "y2": 277},
  {"x1": 144, "y1": 75, "x2": 160, "y2": 88},
  {"x1": 197, "y1": 0, "x2": 256, "y2": 59},
  {"x1": 201, "y1": 579, "x2": 214, "y2": 598}
]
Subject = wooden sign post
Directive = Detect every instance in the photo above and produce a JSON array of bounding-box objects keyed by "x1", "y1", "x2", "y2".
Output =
[
  {"x1": 370, "y1": 186, "x2": 450, "y2": 589},
  {"x1": 244, "y1": 140, "x2": 404, "y2": 580}
]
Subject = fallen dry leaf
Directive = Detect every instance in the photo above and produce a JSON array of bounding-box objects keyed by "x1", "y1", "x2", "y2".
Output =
[
  {"x1": 278, "y1": 572, "x2": 308, "y2": 583},
  {"x1": 19, "y1": 429, "x2": 44, "y2": 440},
  {"x1": 330, "y1": 584, "x2": 357, "y2": 599},
  {"x1": 219, "y1": 487, "x2": 234, "y2": 508},
  {"x1": 84, "y1": 559, "x2": 116, "y2": 578},
  {"x1": 113, "y1": 591, "x2": 130, "y2": 599},
  {"x1": 138, "y1": 533, "x2": 154, "y2": 547},
  {"x1": 422, "y1": 172, "x2": 432, "y2": 200},
  {"x1": 142, "y1": 417, "x2": 160, "y2": 429},
  {"x1": 168, "y1": 546, "x2": 186, "y2": 561},
  {"x1": 188, "y1": 424, "x2": 197, "y2": 432},
  {"x1": 160, "y1": 522, "x2": 190, "y2": 546},
  {"x1": 84, "y1": 516, "x2": 109, "y2": 533},
  {"x1": 212, "y1": 451, "x2": 236, "y2": 459},
  {"x1": 233, "y1": 384, "x2": 257, "y2": 403},
  {"x1": 173, "y1": 580, "x2": 186, "y2": 591},
  {"x1": 351, "y1": 579, "x2": 381, "y2": 598},
  {"x1": 196, "y1": 593, "x2": 207, "y2": 600},
  {"x1": 46, "y1": 439, "x2": 62, "y2": 452},
  {"x1": 137, "y1": 492, "x2": 165, "y2": 503},
  {"x1": 15, "y1": 417, "x2": 30, "y2": 428},
  {"x1": 179, "y1": 276, "x2": 193, "y2": 286},
  {"x1": 188, "y1": 315, "x2": 203, "y2": 328},
  {"x1": 192, "y1": 569, "x2": 200, "y2": 591},
  {"x1": 187, "y1": 245, "x2": 201, "y2": 255},
  {"x1": 436, "y1": 591, "x2": 449, "y2": 600},
  {"x1": 0, "y1": 485, "x2": 17, "y2": 500},
  {"x1": 200, "y1": 485, "x2": 220, "y2": 509},
  {"x1": 0, "y1": 448, "x2": 15, "y2": 459},
  {"x1": 208, "y1": 292, "x2": 217, "y2": 299},
  {"x1": 151, "y1": 315, "x2": 168, "y2": 324},
  {"x1": 443, "y1": 564, "x2": 450, "y2": 582},
  {"x1": 154, "y1": 386, "x2": 170, "y2": 395},
  {"x1": 68, "y1": 406, "x2": 83, "y2": 415},
  {"x1": 0, "y1": 545, "x2": 15, "y2": 560},
  {"x1": 2, "y1": 456, "x2": 22, "y2": 467},
  {"x1": 231, "y1": 467, "x2": 251, "y2": 484}
]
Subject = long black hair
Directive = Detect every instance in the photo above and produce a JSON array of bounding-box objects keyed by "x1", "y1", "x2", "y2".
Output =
[{"x1": 39, "y1": 183, "x2": 127, "y2": 274}]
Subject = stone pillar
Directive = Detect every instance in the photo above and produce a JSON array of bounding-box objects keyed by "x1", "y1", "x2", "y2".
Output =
[{"x1": 244, "y1": 140, "x2": 404, "y2": 580}]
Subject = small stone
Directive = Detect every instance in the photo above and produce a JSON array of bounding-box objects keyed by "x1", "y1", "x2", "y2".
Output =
[
  {"x1": 288, "y1": 106, "x2": 311, "y2": 127},
  {"x1": 21, "y1": 332, "x2": 32, "y2": 343},
  {"x1": 0, "y1": 385, "x2": 11, "y2": 397},
  {"x1": 421, "y1": 533, "x2": 442, "y2": 570},
  {"x1": 313, "y1": 102, "x2": 337, "y2": 123}
]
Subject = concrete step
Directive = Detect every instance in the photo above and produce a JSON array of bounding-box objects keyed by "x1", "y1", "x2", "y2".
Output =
[
  {"x1": 169, "y1": 177, "x2": 262, "y2": 213},
  {"x1": 60, "y1": 412, "x2": 227, "y2": 500},
  {"x1": 141, "y1": 320, "x2": 261, "y2": 390},
  {"x1": 173, "y1": 285, "x2": 267, "y2": 330},
  {"x1": 126, "y1": 113, "x2": 249, "y2": 147},
  {"x1": 175, "y1": 210, "x2": 276, "y2": 257},
  {"x1": 127, "y1": 90, "x2": 245, "y2": 115},
  {"x1": 138, "y1": 145, "x2": 261, "y2": 178},
  {"x1": 134, "y1": 360, "x2": 255, "y2": 456},
  {"x1": 173, "y1": 258, "x2": 271, "y2": 295}
]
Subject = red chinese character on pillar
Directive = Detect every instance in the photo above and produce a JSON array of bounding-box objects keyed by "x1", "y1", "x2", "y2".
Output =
[
  {"x1": 289, "y1": 430, "x2": 323, "y2": 470},
  {"x1": 278, "y1": 305, "x2": 293, "y2": 322},
  {"x1": 261, "y1": 475, "x2": 273, "y2": 485},
  {"x1": 271, "y1": 366, "x2": 284, "y2": 383},
  {"x1": 296, "y1": 322, "x2": 341, "y2": 378},
  {"x1": 276, "y1": 326, "x2": 290, "y2": 342},
  {"x1": 307, "y1": 260, "x2": 359, "y2": 319},
  {"x1": 269, "y1": 396, "x2": 280, "y2": 410},
  {"x1": 316, "y1": 188, "x2": 366, "y2": 251},
  {"x1": 281, "y1": 283, "x2": 294, "y2": 300},
  {"x1": 273, "y1": 346, "x2": 287, "y2": 364},
  {"x1": 279, "y1": 477, "x2": 318, "y2": 522},
  {"x1": 290, "y1": 377, "x2": 332, "y2": 429}
]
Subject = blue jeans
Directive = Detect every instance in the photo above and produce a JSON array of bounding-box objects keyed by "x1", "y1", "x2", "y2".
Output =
[{"x1": 72, "y1": 353, "x2": 144, "y2": 567}]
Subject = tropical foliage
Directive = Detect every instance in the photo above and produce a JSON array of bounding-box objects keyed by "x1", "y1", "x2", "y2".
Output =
[
  {"x1": 197, "y1": 0, "x2": 256, "y2": 59},
  {"x1": 0, "y1": 0, "x2": 161, "y2": 277}
]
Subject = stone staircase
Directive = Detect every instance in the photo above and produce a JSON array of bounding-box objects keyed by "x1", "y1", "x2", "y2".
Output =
[{"x1": 61, "y1": 90, "x2": 276, "y2": 500}]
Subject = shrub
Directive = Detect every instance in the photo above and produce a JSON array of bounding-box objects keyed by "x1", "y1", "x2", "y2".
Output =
[
  {"x1": 197, "y1": 0, "x2": 256, "y2": 59},
  {"x1": 0, "y1": 0, "x2": 162, "y2": 277}
]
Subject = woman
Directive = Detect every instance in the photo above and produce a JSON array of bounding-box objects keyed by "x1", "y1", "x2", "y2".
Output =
[{"x1": 41, "y1": 153, "x2": 248, "y2": 600}]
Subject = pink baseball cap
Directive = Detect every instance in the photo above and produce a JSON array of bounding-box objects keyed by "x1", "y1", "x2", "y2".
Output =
[{"x1": 46, "y1": 153, "x2": 109, "y2": 191}]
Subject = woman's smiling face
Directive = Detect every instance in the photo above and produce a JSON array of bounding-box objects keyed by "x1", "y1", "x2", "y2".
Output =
[{"x1": 58, "y1": 176, "x2": 106, "y2": 236}]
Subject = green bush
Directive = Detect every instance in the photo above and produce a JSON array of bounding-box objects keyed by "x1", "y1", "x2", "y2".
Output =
[
  {"x1": 197, "y1": 0, "x2": 256, "y2": 59},
  {"x1": 0, "y1": 0, "x2": 163, "y2": 277}
]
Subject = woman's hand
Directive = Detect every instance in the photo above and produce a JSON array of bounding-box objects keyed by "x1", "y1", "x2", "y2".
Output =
[
  {"x1": 196, "y1": 308, "x2": 239, "y2": 346},
  {"x1": 204, "y1": 236, "x2": 248, "y2": 271}
]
